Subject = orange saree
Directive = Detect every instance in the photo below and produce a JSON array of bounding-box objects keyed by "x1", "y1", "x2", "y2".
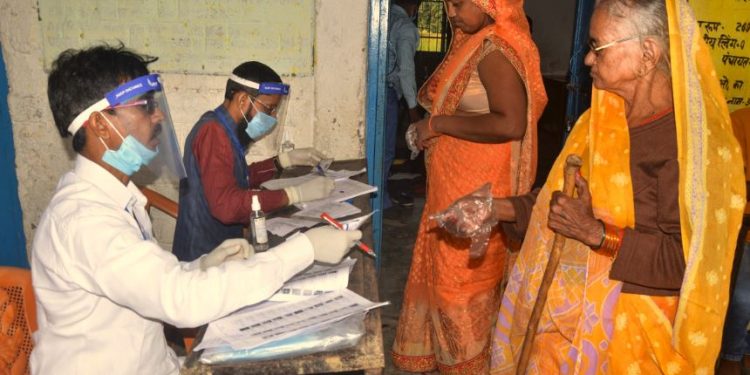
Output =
[
  {"x1": 391, "y1": 0, "x2": 546, "y2": 373},
  {"x1": 489, "y1": 1, "x2": 745, "y2": 373}
]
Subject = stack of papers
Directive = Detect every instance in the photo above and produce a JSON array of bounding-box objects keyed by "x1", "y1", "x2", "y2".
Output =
[
  {"x1": 259, "y1": 167, "x2": 376, "y2": 210},
  {"x1": 265, "y1": 217, "x2": 319, "y2": 237},
  {"x1": 196, "y1": 289, "x2": 387, "y2": 352},
  {"x1": 195, "y1": 258, "x2": 388, "y2": 353},
  {"x1": 265, "y1": 211, "x2": 373, "y2": 237},
  {"x1": 292, "y1": 201, "x2": 361, "y2": 220},
  {"x1": 295, "y1": 179, "x2": 377, "y2": 209},
  {"x1": 259, "y1": 168, "x2": 367, "y2": 190},
  {"x1": 269, "y1": 258, "x2": 357, "y2": 302}
]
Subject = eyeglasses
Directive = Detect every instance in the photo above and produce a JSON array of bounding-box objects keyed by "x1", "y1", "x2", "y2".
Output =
[
  {"x1": 588, "y1": 35, "x2": 640, "y2": 56},
  {"x1": 107, "y1": 96, "x2": 159, "y2": 115},
  {"x1": 253, "y1": 98, "x2": 278, "y2": 116}
]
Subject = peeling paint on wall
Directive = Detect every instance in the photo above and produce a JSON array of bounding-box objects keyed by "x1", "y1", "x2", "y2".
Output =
[{"x1": 38, "y1": 0, "x2": 315, "y2": 75}]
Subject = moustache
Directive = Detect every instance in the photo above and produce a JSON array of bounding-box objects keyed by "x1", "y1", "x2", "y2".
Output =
[{"x1": 151, "y1": 123, "x2": 163, "y2": 140}]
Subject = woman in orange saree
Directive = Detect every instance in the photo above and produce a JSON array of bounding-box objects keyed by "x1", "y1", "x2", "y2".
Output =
[
  {"x1": 478, "y1": 0, "x2": 745, "y2": 373},
  {"x1": 391, "y1": 0, "x2": 546, "y2": 373}
]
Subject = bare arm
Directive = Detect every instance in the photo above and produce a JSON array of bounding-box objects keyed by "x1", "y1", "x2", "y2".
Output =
[{"x1": 428, "y1": 49, "x2": 528, "y2": 143}]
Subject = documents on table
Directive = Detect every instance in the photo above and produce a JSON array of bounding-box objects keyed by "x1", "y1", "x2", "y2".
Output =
[
  {"x1": 295, "y1": 179, "x2": 378, "y2": 209},
  {"x1": 266, "y1": 207, "x2": 371, "y2": 237},
  {"x1": 269, "y1": 257, "x2": 357, "y2": 302},
  {"x1": 259, "y1": 168, "x2": 367, "y2": 191},
  {"x1": 265, "y1": 217, "x2": 319, "y2": 237},
  {"x1": 195, "y1": 288, "x2": 388, "y2": 351},
  {"x1": 321, "y1": 167, "x2": 367, "y2": 180},
  {"x1": 292, "y1": 201, "x2": 361, "y2": 220},
  {"x1": 339, "y1": 211, "x2": 376, "y2": 231}
]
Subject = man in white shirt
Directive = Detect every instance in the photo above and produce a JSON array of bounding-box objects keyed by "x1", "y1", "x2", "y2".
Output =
[{"x1": 31, "y1": 44, "x2": 360, "y2": 375}]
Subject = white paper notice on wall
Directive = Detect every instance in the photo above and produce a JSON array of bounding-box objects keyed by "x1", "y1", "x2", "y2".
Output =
[{"x1": 37, "y1": 1, "x2": 315, "y2": 75}]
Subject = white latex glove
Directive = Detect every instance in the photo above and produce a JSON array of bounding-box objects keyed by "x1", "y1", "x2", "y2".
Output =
[
  {"x1": 277, "y1": 148, "x2": 326, "y2": 168},
  {"x1": 283, "y1": 176, "x2": 335, "y2": 204},
  {"x1": 303, "y1": 227, "x2": 363, "y2": 264},
  {"x1": 200, "y1": 238, "x2": 254, "y2": 271}
]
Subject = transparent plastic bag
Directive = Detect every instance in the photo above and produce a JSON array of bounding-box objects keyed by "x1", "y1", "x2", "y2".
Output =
[
  {"x1": 405, "y1": 123, "x2": 420, "y2": 160},
  {"x1": 430, "y1": 183, "x2": 497, "y2": 259},
  {"x1": 198, "y1": 312, "x2": 366, "y2": 365}
]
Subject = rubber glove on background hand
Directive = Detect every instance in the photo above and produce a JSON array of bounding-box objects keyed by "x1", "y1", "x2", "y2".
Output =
[
  {"x1": 200, "y1": 238, "x2": 254, "y2": 271},
  {"x1": 278, "y1": 148, "x2": 326, "y2": 168},
  {"x1": 303, "y1": 227, "x2": 362, "y2": 264},
  {"x1": 284, "y1": 176, "x2": 334, "y2": 204}
]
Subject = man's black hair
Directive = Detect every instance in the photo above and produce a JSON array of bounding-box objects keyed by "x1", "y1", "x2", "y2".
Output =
[
  {"x1": 47, "y1": 43, "x2": 157, "y2": 152},
  {"x1": 224, "y1": 61, "x2": 283, "y2": 101}
]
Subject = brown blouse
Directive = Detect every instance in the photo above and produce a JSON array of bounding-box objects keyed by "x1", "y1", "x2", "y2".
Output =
[{"x1": 503, "y1": 111, "x2": 684, "y2": 296}]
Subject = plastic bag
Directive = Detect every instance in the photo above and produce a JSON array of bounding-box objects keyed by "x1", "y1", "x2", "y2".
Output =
[
  {"x1": 405, "y1": 123, "x2": 420, "y2": 160},
  {"x1": 429, "y1": 183, "x2": 497, "y2": 259},
  {"x1": 198, "y1": 312, "x2": 366, "y2": 365}
]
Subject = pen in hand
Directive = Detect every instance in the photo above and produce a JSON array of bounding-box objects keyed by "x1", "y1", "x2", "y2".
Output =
[{"x1": 320, "y1": 212, "x2": 376, "y2": 258}]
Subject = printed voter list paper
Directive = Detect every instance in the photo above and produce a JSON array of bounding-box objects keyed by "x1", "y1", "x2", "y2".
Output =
[
  {"x1": 268, "y1": 257, "x2": 357, "y2": 302},
  {"x1": 195, "y1": 289, "x2": 388, "y2": 351}
]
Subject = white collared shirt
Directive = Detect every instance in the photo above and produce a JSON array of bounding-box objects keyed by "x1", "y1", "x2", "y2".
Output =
[{"x1": 30, "y1": 155, "x2": 314, "y2": 375}]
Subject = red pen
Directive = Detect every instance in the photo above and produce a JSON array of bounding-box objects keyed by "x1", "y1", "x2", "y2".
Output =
[{"x1": 320, "y1": 212, "x2": 376, "y2": 258}]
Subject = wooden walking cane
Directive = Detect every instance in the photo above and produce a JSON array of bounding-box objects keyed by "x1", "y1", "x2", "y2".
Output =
[{"x1": 516, "y1": 154, "x2": 583, "y2": 374}]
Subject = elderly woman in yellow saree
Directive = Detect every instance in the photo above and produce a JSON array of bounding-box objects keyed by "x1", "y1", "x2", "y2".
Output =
[
  {"x1": 440, "y1": 0, "x2": 745, "y2": 373},
  {"x1": 391, "y1": 0, "x2": 546, "y2": 373}
]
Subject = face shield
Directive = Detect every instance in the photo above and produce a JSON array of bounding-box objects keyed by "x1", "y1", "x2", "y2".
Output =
[
  {"x1": 68, "y1": 74, "x2": 186, "y2": 182},
  {"x1": 229, "y1": 74, "x2": 290, "y2": 149}
]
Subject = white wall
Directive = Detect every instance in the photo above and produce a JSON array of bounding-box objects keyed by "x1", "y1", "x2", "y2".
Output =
[{"x1": 0, "y1": 0, "x2": 369, "y2": 253}]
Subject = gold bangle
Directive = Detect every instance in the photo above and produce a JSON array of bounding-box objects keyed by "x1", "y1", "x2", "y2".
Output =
[{"x1": 428, "y1": 116, "x2": 436, "y2": 133}]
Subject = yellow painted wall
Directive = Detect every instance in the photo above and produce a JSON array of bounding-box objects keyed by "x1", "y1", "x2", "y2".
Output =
[{"x1": 689, "y1": 0, "x2": 750, "y2": 112}]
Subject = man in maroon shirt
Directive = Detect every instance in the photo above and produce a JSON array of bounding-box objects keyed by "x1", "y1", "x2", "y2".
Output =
[{"x1": 173, "y1": 61, "x2": 333, "y2": 261}]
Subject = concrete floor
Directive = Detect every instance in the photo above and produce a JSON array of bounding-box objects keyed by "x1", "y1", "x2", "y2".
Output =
[{"x1": 378, "y1": 197, "x2": 424, "y2": 375}]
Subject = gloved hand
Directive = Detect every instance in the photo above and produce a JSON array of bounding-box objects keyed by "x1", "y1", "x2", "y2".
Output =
[
  {"x1": 200, "y1": 238, "x2": 254, "y2": 271},
  {"x1": 277, "y1": 148, "x2": 326, "y2": 168},
  {"x1": 303, "y1": 227, "x2": 363, "y2": 264},
  {"x1": 283, "y1": 176, "x2": 334, "y2": 204}
]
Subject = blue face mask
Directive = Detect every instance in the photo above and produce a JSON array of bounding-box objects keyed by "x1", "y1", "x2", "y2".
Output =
[
  {"x1": 98, "y1": 113, "x2": 158, "y2": 176},
  {"x1": 242, "y1": 99, "x2": 278, "y2": 140}
]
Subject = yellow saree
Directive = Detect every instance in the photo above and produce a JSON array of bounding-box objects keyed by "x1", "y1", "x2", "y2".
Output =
[{"x1": 490, "y1": 0, "x2": 745, "y2": 373}]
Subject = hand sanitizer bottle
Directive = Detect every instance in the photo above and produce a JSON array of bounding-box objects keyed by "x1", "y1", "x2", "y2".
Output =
[{"x1": 249, "y1": 195, "x2": 269, "y2": 252}]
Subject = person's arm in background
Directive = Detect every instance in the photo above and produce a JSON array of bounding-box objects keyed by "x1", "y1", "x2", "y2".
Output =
[
  {"x1": 193, "y1": 122, "x2": 288, "y2": 224},
  {"x1": 414, "y1": 48, "x2": 528, "y2": 147},
  {"x1": 397, "y1": 23, "x2": 421, "y2": 124}
]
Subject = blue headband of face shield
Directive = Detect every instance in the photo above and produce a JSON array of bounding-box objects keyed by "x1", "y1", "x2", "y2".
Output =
[
  {"x1": 67, "y1": 74, "x2": 163, "y2": 135},
  {"x1": 228, "y1": 74, "x2": 289, "y2": 96}
]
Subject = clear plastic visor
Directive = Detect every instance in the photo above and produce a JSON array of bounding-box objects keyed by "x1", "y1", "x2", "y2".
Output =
[
  {"x1": 230, "y1": 75, "x2": 291, "y2": 150},
  {"x1": 100, "y1": 74, "x2": 186, "y2": 182}
]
